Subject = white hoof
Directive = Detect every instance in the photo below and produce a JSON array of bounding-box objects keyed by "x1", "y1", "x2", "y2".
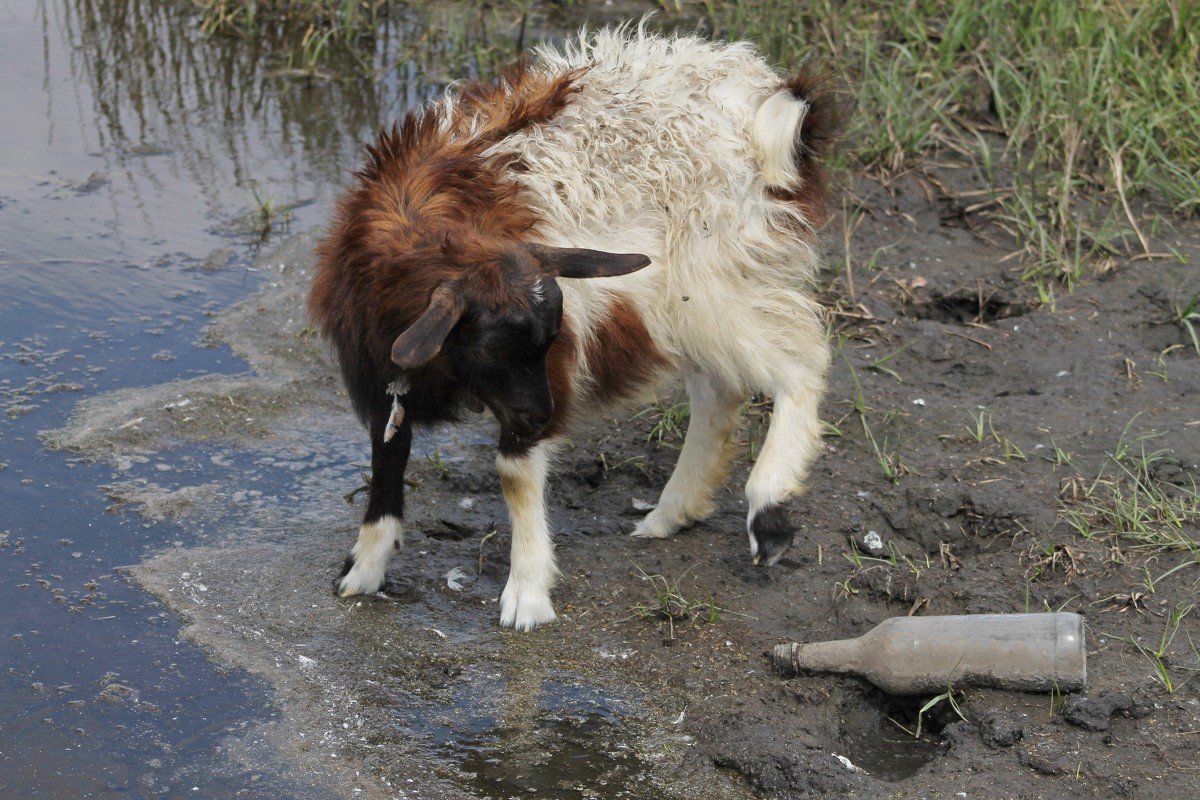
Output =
[
  {"x1": 499, "y1": 579, "x2": 556, "y2": 630},
  {"x1": 338, "y1": 562, "x2": 385, "y2": 597},
  {"x1": 630, "y1": 518, "x2": 673, "y2": 539},
  {"x1": 630, "y1": 506, "x2": 689, "y2": 539},
  {"x1": 337, "y1": 516, "x2": 402, "y2": 596}
]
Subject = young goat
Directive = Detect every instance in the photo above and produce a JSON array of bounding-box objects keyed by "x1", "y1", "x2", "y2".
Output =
[{"x1": 309, "y1": 26, "x2": 838, "y2": 630}]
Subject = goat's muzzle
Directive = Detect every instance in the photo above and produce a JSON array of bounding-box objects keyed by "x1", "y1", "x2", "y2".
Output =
[{"x1": 503, "y1": 407, "x2": 553, "y2": 440}]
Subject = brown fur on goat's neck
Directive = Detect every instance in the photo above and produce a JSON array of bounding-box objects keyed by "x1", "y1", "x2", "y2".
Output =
[
  {"x1": 316, "y1": 61, "x2": 579, "y2": 243},
  {"x1": 349, "y1": 59, "x2": 583, "y2": 246},
  {"x1": 307, "y1": 61, "x2": 583, "y2": 426}
]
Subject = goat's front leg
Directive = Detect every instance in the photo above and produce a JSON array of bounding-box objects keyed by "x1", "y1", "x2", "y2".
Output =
[
  {"x1": 744, "y1": 370, "x2": 825, "y2": 566},
  {"x1": 632, "y1": 371, "x2": 743, "y2": 539},
  {"x1": 337, "y1": 399, "x2": 411, "y2": 596},
  {"x1": 496, "y1": 442, "x2": 557, "y2": 630}
]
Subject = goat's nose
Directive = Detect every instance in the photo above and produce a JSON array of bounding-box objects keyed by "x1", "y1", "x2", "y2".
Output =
[{"x1": 512, "y1": 409, "x2": 552, "y2": 435}]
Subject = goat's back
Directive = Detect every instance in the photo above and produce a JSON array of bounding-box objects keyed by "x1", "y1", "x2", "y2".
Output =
[{"x1": 495, "y1": 28, "x2": 833, "y2": 395}]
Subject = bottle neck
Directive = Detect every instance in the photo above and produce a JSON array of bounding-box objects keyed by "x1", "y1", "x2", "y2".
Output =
[{"x1": 788, "y1": 636, "x2": 864, "y2": 674}]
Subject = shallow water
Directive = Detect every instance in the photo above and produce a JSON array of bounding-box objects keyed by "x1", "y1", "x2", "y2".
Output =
[
  {"x1": 1, "y1": 2, "x2": 679, "y2": 796},
  {"x1": 0, "y1": 1, "x2": 373, "y2": 794}
]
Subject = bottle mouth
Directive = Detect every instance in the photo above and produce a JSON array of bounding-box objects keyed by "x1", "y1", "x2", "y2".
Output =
[{"x1": 1054, "y1": 612, "x2": 1087, "y2": 690}]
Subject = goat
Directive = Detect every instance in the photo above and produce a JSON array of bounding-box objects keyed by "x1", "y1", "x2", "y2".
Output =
[{"x1": 308, "y1": 25, "x2": 838, "y2": 630}]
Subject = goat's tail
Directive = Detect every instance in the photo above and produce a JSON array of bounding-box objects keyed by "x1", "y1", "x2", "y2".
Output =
[{"x1": 752, "y1": 70, "x2": 840, "y2": 193}]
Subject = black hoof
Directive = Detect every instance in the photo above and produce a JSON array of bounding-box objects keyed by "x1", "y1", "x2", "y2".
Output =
[{"x1": 750, "y1": 503, "x2": 794, "y2": 566}]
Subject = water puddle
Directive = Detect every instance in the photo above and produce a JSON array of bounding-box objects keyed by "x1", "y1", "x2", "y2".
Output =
[
  {"x1": 429, "y1": 671, "x2": 644, "y2": 798},
  {"x1": 88, "y1": 406, "x2": 701, "y2": 799},
  {"x1": 837, "y1": 691, "x2": 943, "y2": 781},
  {"x1": 3, "y1": 2, "x2": 737, "y2": 797}
]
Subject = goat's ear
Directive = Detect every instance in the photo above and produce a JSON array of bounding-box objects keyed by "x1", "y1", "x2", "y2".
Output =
[
  {"x1": 391, "y1": 285, "x2": 466, "y2": 369},
  {"x1": 524, "y1": 243, "x2": 651, "y2": 279}
]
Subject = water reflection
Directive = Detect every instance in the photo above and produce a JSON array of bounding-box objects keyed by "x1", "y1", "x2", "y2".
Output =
[
  {"x1": 1, "y1": 0, "x2": 575, "y2": 341},
  {"x1": 48, "y1": 0, "x2": 389, "y2": 234},
  {"x1": 433, "y1": 663, "x2": 642, "y2": 798},
  {"x1": 52, "y1": 0, "x2": 592, "y2": 205},
  {"x1": 1, "y1": 2, "x2": 666, "y2": 795}
]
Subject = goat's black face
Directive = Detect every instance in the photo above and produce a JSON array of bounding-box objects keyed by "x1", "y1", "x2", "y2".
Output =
[
  {"x1": 388, "y1": 240, "x2": 649, "y2": 443},
  {"x1": 448, "y1": 278, "x2": 564, "y2": 441}
]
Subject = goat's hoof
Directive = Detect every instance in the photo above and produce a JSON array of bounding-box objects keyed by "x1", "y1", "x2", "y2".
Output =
[
  {"x1": 499, "y1": 584, "x2": 556, "y2": 630},
  {"x1": 630, "y1": 523, "x2": 671, "y2": 539},
  {"x1": 335, "y1": 557, "x2": 386, "y2": 597},
  {"x1": 630, "y1": 510, "x2": 682, "y2": 539},
  {"x1": 748, "y1": 503, "x2": 794, "y2": 566}
]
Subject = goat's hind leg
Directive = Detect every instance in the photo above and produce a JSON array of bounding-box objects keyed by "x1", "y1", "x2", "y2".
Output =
[
  {"x1": 745, "y1": 367, "x2": 825, "y2": 566},
  {"x1": 337, "y1": 396, "x2": 411, "y2": 596},
  {"x1": 632, "y1": 371, "x2": 743, "y2": 539}
]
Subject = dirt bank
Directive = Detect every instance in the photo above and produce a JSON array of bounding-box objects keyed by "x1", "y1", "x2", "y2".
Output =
[{"x1": 46, "y1": 165, "x2": 1200, "y2": 798}]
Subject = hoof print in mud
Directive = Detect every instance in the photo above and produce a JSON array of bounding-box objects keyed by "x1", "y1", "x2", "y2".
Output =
[
  {"x1": 909, "y1": 286, "x2": 1030, "y2": 325},
  {"x1": 701, "y1": 686, "x2": 947, "y2": 793},
  {"x1": 380, "y1": 576, "x2": 422, "y2": 602},
  {"x1": 427, "y1": 518, "x2": 479, "y2": 541}
]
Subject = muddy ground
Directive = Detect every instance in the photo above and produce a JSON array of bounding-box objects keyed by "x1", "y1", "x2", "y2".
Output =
[{"x1": 45, "y1": 158, "x2": 1200, "y2": 798}]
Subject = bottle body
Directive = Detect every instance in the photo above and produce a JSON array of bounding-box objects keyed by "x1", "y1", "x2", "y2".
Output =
[{"x1": 773, "y1": 612, "x2": 1086, "y2": 695}]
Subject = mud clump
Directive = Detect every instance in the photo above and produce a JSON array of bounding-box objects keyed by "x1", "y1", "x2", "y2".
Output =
[
  {"x1": 1062, "y1": 691, "x2": 1155, "y2": 732},
  {"x1": 978, "y1": 710, "x2": 1025, "y2": 748}
]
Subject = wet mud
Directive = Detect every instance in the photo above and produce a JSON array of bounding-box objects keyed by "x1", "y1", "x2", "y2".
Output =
[
  {"x1": 44, "y1": 190, "x2": 1200, "y2": 797},
  {"x1": 6, "y1": 1, "x2": 1198, "y2": 797}
]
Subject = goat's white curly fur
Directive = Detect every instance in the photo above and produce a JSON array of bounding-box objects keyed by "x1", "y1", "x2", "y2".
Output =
[
  {"x1": 485, "y1": 27, "x2": 832, "y2": 628},
  {"x1": 494, "y1": 27, "x2": 827, "y2": 387}
]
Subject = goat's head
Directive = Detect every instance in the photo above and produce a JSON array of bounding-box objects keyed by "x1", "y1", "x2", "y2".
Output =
[{"x1": 391, "y1": 237, "x2": 650, "y2": 441}]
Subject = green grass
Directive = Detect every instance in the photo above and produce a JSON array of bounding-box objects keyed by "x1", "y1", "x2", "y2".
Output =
[
  {"x1": 913, "y1": 681, "x2": 967, "y2": 739},
  {"x1": 1061, "y1": 423, "x2": 1200, "y2": 567},
  {"x1": 189, "y1": 1, "x2": 1199, "y2": 291},
  {"x1": 839, "y1": 342, "x2": 909, "y2": 482},
  {"x1": 887, "y1": 674, "x2": 968, "y2": 740},
  {"x1": 1177, "y1": 289, "x2": 1200, "y2": 357},
  {"x1": 192, "y1": 0, "x2": 539, "y2": 81},
  {"x1": 1040, "y1": 439, "x2": 1073, "y2": 469},
  {"x1": 860, "y1": 414, "x2": 908, "y2": 482},
  {"x1": 965, "y1": 408, "x2": 991, "y2": 444},
  {"x1": 1105, "y1": 602, "x2": 1195, "y2": 694},
  {"x1": 426, "y1": 442, "x2": 451, "y2": 479},
  {"x1": 631, "y1": 566, "x2": 730, "y2": 637},
  {"x1": 843, "y1": 537, "x2": 924, "y2": 578},
  {"x1": 247, "y1": 181, "x2": 290, "y2": 239},
  {"x1": 697, "y1": 0, "x2": 1199, "y2": 287},
  {"x1": 635, "y1": 394, "x2": 690, "y2": 446},
  {"x1": 195, "y1": 0, "x2": 389, "y2": 43}
]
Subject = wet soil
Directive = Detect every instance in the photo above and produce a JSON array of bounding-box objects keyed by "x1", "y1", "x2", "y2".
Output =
[
  {"x1": 42, "y1": 152, "x2": 1200, "y2": 800},
  {"x1": 7, "y1": 1, "x2": 1196, "y2": 796}
]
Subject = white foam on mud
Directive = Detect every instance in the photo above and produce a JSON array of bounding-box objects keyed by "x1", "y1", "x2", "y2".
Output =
[{"x1": 44, "y1": 233, "x2": 743, "y2": 800}]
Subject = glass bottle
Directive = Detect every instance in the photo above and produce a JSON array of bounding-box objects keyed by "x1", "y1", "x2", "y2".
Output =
[{"x1": 773, "y1": 612, "x2": 1086, "y2": 694}]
